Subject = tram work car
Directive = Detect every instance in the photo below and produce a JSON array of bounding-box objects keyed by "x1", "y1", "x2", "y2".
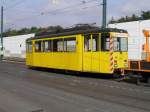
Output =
[{"x1": 26, "y1": 28, "x2": 128, "y2": 75}]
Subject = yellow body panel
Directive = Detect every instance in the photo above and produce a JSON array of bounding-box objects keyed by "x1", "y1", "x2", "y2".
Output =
[
  {"x1": 29, "y1": 35, "x2": 83, "y2": 71},
  {"x1": 113, "y1": 52, "x2": 128, "y2": 68},
  {"x1": 32, "y1": 52, "x2": 82, "y2": 71},
  {"x1": 26, "y1": 42, "x2": 34, "y2": 66},
  {"x1": 26, "y1": 32, "x2": 128, "y2": 74},
  {"x1": 83, "y1": 52, "x2": 92, "y2": 72},
  {"x1": 91, "y1": 52, "x2": 100, "y2": 72},
  {"x1": 26, "y1": 53, "x2": 33, "y2": 66},
  {"x1": 99, "y1": 52, "x2": 110, "y2": 73}
]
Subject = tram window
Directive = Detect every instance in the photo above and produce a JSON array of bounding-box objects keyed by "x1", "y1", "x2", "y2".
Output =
[
  {"x1": 26, "y1": 42, "x2": 32, "y2": 53},
  {"x1": 53, "y1": 39, "x2": 57, "y2": 52},
  {"x1": 113, "y1": 37, "x2": 128, "y2": 51},
  {"x1": 64, "y1": 40, "x2": 67, "y2": 52},
  {"x1": 113, "y1": 38, "x2": 120, "y2": 51},
  {"x1": 53, "y1": 39, "x2": 63, "y2": 52},
  {"x1": 84, "y1": 34, "x2": 92, "y2": 52},
  {"x1": 64, "y1": 38, "x2": 76, "y2": 52},
  {"x1": 43, "y1": 40, "x2": 52, "y2": 52},
  {"x1": 35, "y1": 41, "x2": 42, "y2": 52},
  {"x1": 92, "y1": 34, "x2": 99, "y2": 51},
  {"x1": 101, "y1": 34, "x2": 110, "y2": 51},
  {"x1": 120, "y1": 38, "x2": 128, "y2": 51}
]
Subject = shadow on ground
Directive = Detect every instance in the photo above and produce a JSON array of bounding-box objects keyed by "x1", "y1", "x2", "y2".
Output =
[
  {"x1": 28, "y1": 67, "x2": 150, "y2": 86},
  {"x1": 29, "y1": 67, "x2": 115, "y2": 79}
]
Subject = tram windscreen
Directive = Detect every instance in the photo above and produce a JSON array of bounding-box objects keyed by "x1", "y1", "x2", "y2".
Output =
[{"x1": 113, "y1": 37, "x2": 128, "y2": 52}]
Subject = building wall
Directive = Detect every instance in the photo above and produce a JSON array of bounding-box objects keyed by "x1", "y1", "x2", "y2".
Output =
[
  {"x1": 3, "y1": 34, "x2": 35, "y2": 58},
  {"x1": 109, "y1": 20, "x2": 150, "y2": 60}
]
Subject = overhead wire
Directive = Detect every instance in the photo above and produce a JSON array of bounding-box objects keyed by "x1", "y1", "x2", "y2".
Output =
[
  {"x1": 5, "y1": 0, "x2": 101, "y2": 27},
  {"x1": 4, "y1": 0, "x2": 26, "y2": 11},
  {"x1": 41, "y1": 1, "x2": 99, "y2": 16},
  {"x1": 41, "y1": 0, "x2": 98, "y2": 15},
  {"x1": 50, "y1": 3, "x2": 100, "y2": 16}
]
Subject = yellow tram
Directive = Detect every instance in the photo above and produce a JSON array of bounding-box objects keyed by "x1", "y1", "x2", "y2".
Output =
[{"x1": 26, "y1": 28, "x2": 128, "y2": 75}]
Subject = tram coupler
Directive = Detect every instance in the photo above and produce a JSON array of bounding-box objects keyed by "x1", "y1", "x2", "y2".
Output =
[{"x1": 113, "y1": 69, "x2": 127, "y2": 81}]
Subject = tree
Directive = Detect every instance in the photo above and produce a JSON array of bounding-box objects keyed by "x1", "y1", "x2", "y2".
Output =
[
  {"x1": 108, "y1": 10, "x2": 150, "y2": 24},
  {"x1": 141, "y1": 11, "x2": 150, "y2": 20},
  {"x1": 109, "y1": 17, "x2": 115, "y2": 24}
]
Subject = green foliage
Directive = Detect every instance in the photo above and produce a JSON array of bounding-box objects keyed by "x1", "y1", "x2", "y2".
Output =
[
  {"x1": 109, "y1": 10, "x2": 150, "y2": 24},
  {"x1": 3, "y1": 24, "x2": 98, "y2": 37},
  {"x1": 3, "y1": 25, "x2": 64, "y2": 37},
  {"x1": 141, "y1": 11, "x2": 150, "y2": 20}
]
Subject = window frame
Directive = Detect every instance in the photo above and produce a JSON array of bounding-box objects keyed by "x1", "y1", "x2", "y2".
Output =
[
  {"x1": 26, "y1": 41, "x2": 33, "y2": 53},
  {"x1": 101, "y1": 33, "x2": 110, "y2": 52},
  {"x1": 64, "y1": 37, "x2": 76, "y2": 52},
  {"x1": 92, "y1": 33, "x2": 100, "y2": 52},
  {"x1": 84, "y1": 34, "x2": 92, "y2": 52},
  {"x1": 113, "y1": 37, "x2": 128, "y2": 52},
  {"x1": 35, "y1": 41, "x2": 43, "y2": 52},
  {"x1": 84, "y1": 33, "x2": 101, "y2": 52},
  {"x1": 43, "y1": 40, "x2": 53, "y2": 52},
  {"x1": 52, "y1": 38, "x2": 64, "y2": 52}
]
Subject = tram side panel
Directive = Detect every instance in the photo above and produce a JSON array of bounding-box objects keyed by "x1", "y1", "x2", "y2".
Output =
[
  {"x1": 82, "y1": 34, "x2": 101, "y2": 73},
  {"x1": 26, "y1": 29, "x2": 128, "y2": 75},
  {"x1": 26, "y1": 41, "x2": 34, "y2": 66},
  {"x1": 82, "y1": 32, "x2": 128, "y2": 74},
  {"x1": 82, "y1": 33, "x2": 110, "y2": 73},
  {"x1": 62, "y1": 35, "x2": 83, "y2": 71},
  {"x1": 30, "y1": 35, "x2": 83, "y2": 71}
]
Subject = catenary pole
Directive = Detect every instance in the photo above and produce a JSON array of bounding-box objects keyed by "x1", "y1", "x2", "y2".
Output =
[
  {"x1": 102, "y1": 0, "x2": 107, "y2": 28},
  {"x1": 0, "y1": 6, "x2": 3, "y2": 61}
]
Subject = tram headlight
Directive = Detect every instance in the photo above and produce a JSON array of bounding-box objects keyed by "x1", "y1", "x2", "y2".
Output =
[
  {"x1": 124, "y1": 63, "x2": 128, "y2": 67},
  {"x1": 114, "y1": 64, "x2": 118, "y2": 68},
  {"x1": 114, "y1": 60, "x2": 118, "y2": 68}
]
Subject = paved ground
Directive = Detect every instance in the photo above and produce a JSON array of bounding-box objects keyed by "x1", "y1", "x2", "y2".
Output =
[{"x1": 0, "y1": 61, "x2": 150, "y2": 112}]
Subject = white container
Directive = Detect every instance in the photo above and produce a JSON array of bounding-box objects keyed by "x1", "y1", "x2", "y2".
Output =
[
  {"x1": 3, "y1": 33, "x2": 35, "y2": 58},
  {"x1": 109, "y1": 20, "x2": 150, "y2": 60}
]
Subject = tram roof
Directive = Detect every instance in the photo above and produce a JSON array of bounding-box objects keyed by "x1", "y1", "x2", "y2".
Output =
[{"x1": 27, "y1": 28, "x2": 127, "y2": 41}]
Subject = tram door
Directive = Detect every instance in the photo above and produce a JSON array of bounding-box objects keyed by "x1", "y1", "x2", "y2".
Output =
[
  {"x1": 91, "y1": 34, "x2": 100, "y2": 72},
  {"x1": 83, "y1": 34, "x2": 100, "y2": 72},
  {"x1": 100, "y1": 33, "x2": 112, "y2": 73}
]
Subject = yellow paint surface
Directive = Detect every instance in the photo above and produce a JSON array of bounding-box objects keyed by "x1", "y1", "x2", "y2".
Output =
[{"x1": 26, "y1": 32, "x2": 128, "y2": 74}]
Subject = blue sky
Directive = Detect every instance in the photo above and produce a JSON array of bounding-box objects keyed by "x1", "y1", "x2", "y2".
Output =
[{"x1": 0, "y1": 0, "x2": 150, "y2": 30}]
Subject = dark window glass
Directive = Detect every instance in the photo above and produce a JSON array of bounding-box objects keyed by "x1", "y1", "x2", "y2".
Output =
[
  {"x1": 101, "y1": 33, "x2": 110, "y2": 51},
  {"x1": 92, "y1": 34, "x2": 99, "y2": 51},
  {"x1": 84, "y1": 34, "x2": 92, "y2": 52},
  {"x1": 53, "y1": 39, "x2": 63, "y2": 52},
  {"x1": 35, "y1": 41, "x2": 42, "y2": 52},
  {"x1": 43, "y1": 40, "x2": 53, "y2": 52}
]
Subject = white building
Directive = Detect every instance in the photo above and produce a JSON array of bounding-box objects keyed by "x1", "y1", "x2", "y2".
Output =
[
  {"x1": 109, "y1": 20, "x2": 150, "y2": 60},
  {"x1": 3, "y1": 33, "x2": 35, "y2": 58}
]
